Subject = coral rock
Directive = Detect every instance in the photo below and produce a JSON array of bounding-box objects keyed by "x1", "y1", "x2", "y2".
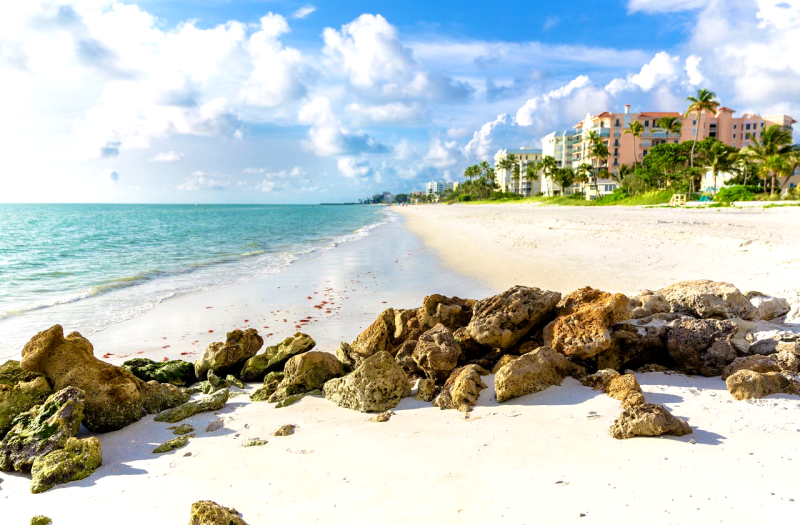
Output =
[
  {"x1": 468, "y1": 286, "x2": 561, "y2": 349},
  {"x1": 195, "y1": 329, "x2": 263, "y2": 381},
  {"x1": 0, "y1": 366, "x2": 52, "y2": 439},
  {"x1": 189, "y1": 500, "x2": 248, "y2": 525},
  {"x1": 273, "y1": 424, "x2": 295, "y2": 436},
  {"x1": 268, "y1": 351, "x2": 344, "y2": 403},
  {"x1": 323, "y1": 351, "x2": 411, "y2": 413},
  {"x1": 0, "y1": 386, "x2": 85, "y2": 473},
  {"x1": 249, "y1": 372, "x2": 285, "y2": 402},
  {"x1": 628, "y1": 290, "x2": 671, "y2": 319},
  {"x1": 607, "y1": 374, "x2": 645, "y2": 407},
  {"x1": 494, "y1": 346, "x2": 583, "y2": 403},
  {"x1": 610, "y1": 403, "x2": 692, "y2": 439},
  {"x1": 30, "y1": 436, "x2": 102, "y2": 493},
  {"x1": 412, "y1": 324, "x2": 463, "y2": 384},
  {"x1": 665, "y1": 318, "x2": 737, "y2": 376},
  {"x1": 491, "y1": 355, "x2": 518, "y2": 374},
  {"x1": 725, "y1": 370, "x2": 799, "y2": 400},
  {"x1": 658, "y1": 280, "x2": 756, "y2": 320},
  {"x1": 121, "y1": 358, "x2": 196, "y2": 387},
  {"x1": 239, "y1": 333, "x2": 314, "y2": 382},
  {"x1": 417, "y1": 294, "x2": 474, "y2": 331},
  {"x1": 433, "y1": 364, "x2": 488, "y2": 412},
  {"x1": 746, "y1": 292, "x2": 791, "y2": 321},
  {"x1": 153, "y1": 435, "x2": 192, "y2": 454},
  {"x1": 31, "y1": 517, "x2": 52, "y2": 525},
  {"x1": 155, "y1": 388, "x2": 229, "y2": 423},
  {"x1": 414, "y1": 378, "x2": 437, "y2": 402}
]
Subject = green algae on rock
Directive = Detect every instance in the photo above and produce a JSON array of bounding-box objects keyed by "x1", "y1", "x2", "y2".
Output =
[
  {"x1": 242, "y1": 438, "x2": 267, "y2": 447},
  {"x1": 189, "y1": 500, "x2": 248, "y2": 525},
  {"x1": 30, "y1": 436, "x2": 102, "y2": 493},
  {"x1": 0, "y1": 386, "x2": 85, "y2": 473},
  {"x1": 154, "y1": 388, "x2": 229, "y2": 423},
  {"x1": 168, "y1": 423, "x2": 195, "y2": 435},
  {"x1": 30, "y1": 516, "x2": 53, "y2": 525},
  {"x1": 249, "y1": 372, "x2": 285, "y2": 402},
  {"x1": 275, "y1": 392, "x2": 305, "y2": 408},
  {"x1": 268, "y1": 351, "x2": 344, "y2": 403},
  {"x1": 121, "y1": 358, "x2": 196, "y2": 387},
  {"x1": 194, "y1": 329, "x2": 263, "y2": 381},
  {"x1": 1, "y1": 374, "x2": 52, "y2": 439},
  {"x1": 239, "y1": 333, "x2": 316, "y2": 382},
  {"x1": 153, "y1": 434, "x2": 192, "y2": 454}
]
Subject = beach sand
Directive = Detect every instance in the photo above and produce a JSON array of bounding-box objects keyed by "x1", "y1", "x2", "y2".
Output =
[{"x1": 3, "y1": 208, "x2": 800, "y2": 524}]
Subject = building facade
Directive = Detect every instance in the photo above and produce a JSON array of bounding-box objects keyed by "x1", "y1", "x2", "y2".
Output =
[
  {"x1": 445, "y1": 181, "x2": 460, "y2": 192},
  {"x1": 426, "y1": 181, "x2": 444, "y2": 195},
  {"x1": 493, "y1": 147, "x2": 543, "y2": 196}
]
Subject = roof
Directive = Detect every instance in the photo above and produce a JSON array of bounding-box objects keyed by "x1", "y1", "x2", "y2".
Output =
[
  {"x1": 717, "y1": 106, "x2": 736, "y2": 112},
  {"x1": 638, "y1": 112, "x2": 682, "y2": 117},
  {"x1": 495, "y1": 148, "x2": 543, "y2": 156}
]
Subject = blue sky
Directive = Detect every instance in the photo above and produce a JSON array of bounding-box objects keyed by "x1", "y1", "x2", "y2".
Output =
[{"x1": 1, "y1": 0, "x2": 799, "y2": 203}]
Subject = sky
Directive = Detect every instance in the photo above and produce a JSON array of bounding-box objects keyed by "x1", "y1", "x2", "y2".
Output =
[{"x1": 1, "y1": 0, "x2": 799, "y2": 204}]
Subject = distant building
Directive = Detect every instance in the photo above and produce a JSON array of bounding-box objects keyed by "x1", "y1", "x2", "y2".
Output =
[
  {"x1": 493, "y1": 147, "x2": 543, "y2": 196},
  {"x1": 445, "y1": 181, "x2": 459, "y2": 192},
  {"x1": 426, "y1": 181, "x2": 444, "y2": 195},
  {"x1": 383, "y1": 191, "x2": 393, "y2": 203},
  {"x1": 541, "y1": 131, "x2": 581, "y2": 197}
]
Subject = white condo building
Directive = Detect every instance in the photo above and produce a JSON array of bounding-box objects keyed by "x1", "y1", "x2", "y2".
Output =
[
  {"x1": 426, "y1": 181, "x2": 444, "y2": 195},
  {"x1": 493, "y1": 147, "x2": 543, "y2": 196}
]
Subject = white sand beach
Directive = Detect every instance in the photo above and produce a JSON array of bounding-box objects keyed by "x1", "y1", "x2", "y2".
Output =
[{"x1": 3, "y1": 208, "x2": 800, "y2": 524}]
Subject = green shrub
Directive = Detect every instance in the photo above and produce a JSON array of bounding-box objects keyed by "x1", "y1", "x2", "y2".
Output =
[
  {"x1": 457, "y1": 194, "x2": 473, "y2": 202},
  {"x1": 715, "y1": 185, "x2": 755, "y2": 202}
]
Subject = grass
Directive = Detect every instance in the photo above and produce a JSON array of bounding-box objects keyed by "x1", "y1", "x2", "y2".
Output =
[{"x1": 462, "y1": 190, "x2": 675, "y2": 207}]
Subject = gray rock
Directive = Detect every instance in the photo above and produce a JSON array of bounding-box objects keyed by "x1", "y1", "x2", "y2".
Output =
[{"x1": 658, "y1": 280, "x2": 756, "y2": 320}]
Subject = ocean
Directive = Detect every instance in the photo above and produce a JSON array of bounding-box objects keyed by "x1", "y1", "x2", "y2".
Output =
[{"x1": 0, "y1": 204, "x2": 391, "y2": 359}]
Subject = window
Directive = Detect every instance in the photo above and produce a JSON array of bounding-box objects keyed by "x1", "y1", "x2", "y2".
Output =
[
  {"x1": 615, "y1": 119, "x2": 620, "y2": 127},
  {"x1": 614, "y1": 139, "x2": 619, "y2": 147},
  {"x1": 746, "y1": 123, "x2": 751, "y2": 130},
  {"x1": 734, "y1": 124, "x2": 737, "y2": 129},
  {"x1": 761, "y1": 122, "x2": 765, "y2": 128},
  {"x1": 733, "y1": 134, "x2": 736, "y2": 138},
  {"x1": 643, "y1": 150, "x2": 648, "y2": 156},
  {"x1": 692, "y1": 130, "x2": 697, "y2": 136},
  {"x1": 614, "y1": 148, "x2": 619, "y2": 156},
  {"x1": 693, "y1": 120, "x2": 697, "y2": 125},
  {"x1": 644, "y1": 120, "x2": 649, "y2": 127}
]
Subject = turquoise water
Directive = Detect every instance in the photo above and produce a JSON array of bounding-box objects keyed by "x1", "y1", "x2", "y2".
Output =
[{"x1": 0, "y1": 204, "x2": 390, "y2": 358}]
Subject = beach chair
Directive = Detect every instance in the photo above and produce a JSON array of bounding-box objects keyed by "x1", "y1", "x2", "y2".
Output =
[{"x1": 668, "y1": 193, "x2": 688, "y2": 206}]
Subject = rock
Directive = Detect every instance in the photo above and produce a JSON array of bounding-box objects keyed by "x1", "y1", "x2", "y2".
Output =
[
  {"x1": 249, "y1": 372, "x2": 285, "y2": 402},
  {"x1": 607, "y1": 374, "x2": 645, "y2": 407},
  {"x1": 658, "y1": 280, "x2": 756, "y2": 320},
  {"x1": 412, "y1": 324, "x2": 463, "y2": 384},
  {"x1": 394, "y1": 340, "x2": 423, "y2": 376},
  {"x1": 746, "y1": 292, "x2": 791, "y2": 321},
  {"x1": 491, "y1": 355, "x2": 518, "y2": 374},
  {"x1": 0, "y1": 387, "x2": 85, "y2": 473},
  {"x1": 205, "y1": 419, "x2": 223, "y2": 433},
  {"x1": 121, "y1": 358, "x2": 196, "y2": 387},
  {"x1": 168, "y1": 424, "x2": 195, "y2": 436},
  {"x1": 725, "y1": 370, "x2": 799, "y2": 400},
  {"x1": 30, "y1": 436, "x2": 102, "y2": 493},
  {"x1": 268, "y1": 351, "x2": 344, "y2": 402},
  {"x1": 748, "y1": 339, "x2": 780, "y2": 356},
  {"x1": 275, "y1": 393, "x2": 305, "y2": 408},
  {"x1": 599, "y1": 314, "x2": 686, "y2": 371},
  {"x1": 494, "y1": 346, "x2": 584, "y2": 403},
  {"x1": 414, "y1": 378, "x2": 437, "y2": 402},
  {"x1": 20, "y1": 325, "x2": 184, "y2": 432},
  {"x1": 453, "y1": 327, "x2": 488, "y2": 360},
  {"x1": 722, "y1": 355, "x2": 783, "y2": 380},
  {"x1": 628, "y1": 290, "x2": 671, "y2": 319},
  {"x1": 31, "y1": 517, "x2": 52, "y2": 525},
  {"x1": 155, "y1": 389, "x2": 229, "y2": 423},
  {"x1": 189, "y1": 500, "x2": 248, "y2": 525},
  {"x1": 516, "y1": 341, "x2": 541, "y2": 355},
  {"x1": 370, "y1": 411, "x2": 395, "y2": 422},
  {"x1": 417, "y1": 294, "x2": 474, "y2": 331},
  {"x1": 393, "y1": 308, "x2": 422, "y2": 346},
  {"x1": 433, "y1": 364, "x2": 489, "y2": 412},
  {"x1": 273, "y1": 424, "x2": 295, "y2": 436},
  {"x1": 323, "y1": 351, "x2": 411, "y2": 413},
  {"x1": 665, "y1": 318, "x2": 737, "y2": 376},
  {"x1": 610, "y1": 403, "x2": 692, "y2": 439},
  {"x1": 580, "y1": 369, "x2": 621, "y2": 390},
  {"x1": 153, "y1": 435, "x2": 192, "y2": 454},
  {"x1": 239, "y1": 333, "x2": 314, "y2": 382},
  {"x1": 195, "y1": 329, "x2": 264, "y2": 381},
  {"x1": 242, "y1": 438, "x2": 267, "y2": 447},
  {"x1": 0, "y1": 360, "x2": 43, "y2": 386},
  {"x1": 141, "y1": 381, "x2": 191, "y2": 414},
  {"x1": 0, "y1": 374, "x2": 52, "y2": 439},
  {"x1": 344, "y1": 309, "x2": 397, "y2": 365},
  {"x1": 547, "y1": 287, "x2": 631, "y2": 360},
  {"x1": 468, "y1": 286, "x2": 560, "y2": 349}
]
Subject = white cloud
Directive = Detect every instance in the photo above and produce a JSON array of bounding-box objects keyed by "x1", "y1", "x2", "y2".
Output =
[
  {"x1": 176, "y1": 171, "x2": 231, "y2": 191},
  {"x1": 515, "y1": 76, "x2": 611, "y2": 133},
  {"x1": 103, "y1": 169, "x2": 119, "y2": 185},
  {"x1": 393, "y1": 139, "x2": 414, "y2": 160},
  {"x1": 543, "y1": 16, "x2": 560, "y2": 31},
  {"x1": 685, "y1": 55, "x2": 705, "y2": 86},
  {"x1": 425, "y1": 138, "x2": 461, "y2": 168},
  {"x1": 151, "y1": 151, "x2": 184, "y2": 162},
  {"x1": 337, "y1": 157, "x2": 374, "y2": 178},
  {"x1": 292, "y1": 6, "x2": 317, "y2": 19},
  {"x1": 604, "y1": 52, "x2": 681, "y2": 94},
  {"x1": 345, "y1": 102, "x2": 424, "y2": 124},
  {"x1": 298, "y1": 96, "x2": 388, "y2": 156},
  {"x1": 251, "y1": 166, "x2": 311, "y2": 191},
  {"x1": 462, "y1": 114, "x2": 510, "y2": 159},
  {"x1": 627, "y1": 0, "x2": 711, "y2": 13}
]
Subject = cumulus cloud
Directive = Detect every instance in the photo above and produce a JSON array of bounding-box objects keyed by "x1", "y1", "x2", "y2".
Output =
[
  {"x1": 515, "y1": 76, "x2": 611, "y2": 133},
  {"x1": 685, "y1": 55, "x2": 706, "y2": 86},
  {"x1": 292, "y1": 6, "x2": 317, "y2": 19},
  {"x1": 604, "y1": 52, "x2": 681, "y2": 94},
  {"x1": 176, "y1": 171, "x2": 230, "y2": 191},
  {"x1": 627, "y1": 0, "x2": 711, "y2": 13},
  {"x1": 151, "y1": 151, "x2": 184, "y2": 162},
  {"x1": 462, "y1": 114, "x2": 510, "y2": 159},
  {"x1": 298, "y1": 96, "x2": 389, "y2": 156},
  {"x1": 337, "y1": 156, "x2": 374, "y2": 179},
  {"x1": 425, "y1": 138, "x2": 462, "y2": 168},
  {"x1": 252, "y1": 166, "x2": 313, "y2": 192},
  {"x1": 393, "y1": 139, "x2": 414, "y2": 160},
  {"x1": 345, "y1": 102, "x2": 424, "y2": 124}
]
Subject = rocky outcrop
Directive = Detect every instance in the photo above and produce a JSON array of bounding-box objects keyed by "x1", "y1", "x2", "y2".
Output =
[
  {"x1": 268, "y1": 351, "x2": 344, "y2": 402},
  {"x1": 468, "y1": 286, "x2": 561, "y2": 349},
  {"x1": 249, "y1": 372, "x2": 285, "y2": 402},
  {"x1": 453, "y1": 327, "x2": 488, "y2": 361},
  {"x1": 0, "y1": 361, "x2": 51, "y2": 439},
  {"x1": 153, "y1": 435, "x2": 191, "y2": 454},
  {"x1": 31, "y1": 516, "x2": 52, "y2": 525},
  {"x1": 239, "y1": 333, "x2": 315, "y2": 382},
  {"x1": 189, "y1": 500, "x2": 248, "y2": 525},
  {"x1": 610, "y1": 403, "x2": 692, "y2": 439},
  {"x1": 658, "y1": 280, "x2": 756, "y2": 320},
  {"x1": 121, "y1": 358, "x2": 196, "y2": 387},
  {"x1": 725, "y1": 370, "x2": 799, "y2": 400},
  {"x1": 628, "y1": 290, "x2": 671, "y2": 319},
  {"x1": 343, "y1": 309, "x2": 397, "y2": 365},
  {"x1": 412, "y1": 324, "x2": 463, "y2": 384},
  {"x1": 580, "y1": 369, "x2": 621, "y2": 391},
  {"x1": 606, "y1": 374, "x2": 645, "y2": 407},
  {"x1": 20, "y1": 325, "x2": 185, "y2": 432},
  {"x1": 195, "y1": 329, "x2": 263, "y2": 381},
  {"x1": 721, "y1": 351, "x2": 800, "y2": 380},
  {"x1": 273, "y1": 424, "x2": 295, "y2": 436},
  {"x1": 0, "y1": 387, "x2": 84, "y2": 473},
  {"x1": 746, "y1": 292, "x2": 791, "y2": 321},
  {"x1": 323, "y1": 351, "x2": 411, "y2": 413},
  {"x1": 492, "y1": 354, "x2": 518, "y2": 374},
  {"x1": 155, "y1": 388, "x2": 229, "y2": 424},
  {"x1": 394, "y1": 340, "x2": 423, "y2": 377},
  {"x1": 597, "y1": 314, "x2": 685, "y2": 371},
  {"x1": 665, "y1": 318, "x2": 737, "y2": 376},
  {"x1": 494, "y1": 346, "x2": 583, "y2": 403},
  {"x1": 417, "y1": 294, "x2": 474, "y2": 331},
  {"x1": 30, "y1": 436, "x2": 102, "y2": 493},
  {"x1": 414, "y1": 378, "x2": 437, "y2": 402},
  {"x1": 547, "y1": 287, "x2": 631, "y2": 360},
  {"x1": 141, "y1": 381, "x2": 191, "y2": 414},
  {"x1": 433, "y1": 364, "x2": 488, "y2": 412}
]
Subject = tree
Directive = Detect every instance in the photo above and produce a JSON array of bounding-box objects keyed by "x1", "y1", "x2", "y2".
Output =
[
  {"x1": 524, "y1": 161, "x2": 540, "y2": 196},
  {"x1": 540, "y1": 155, "x2": 557, "y2": 195},
  {"x1": 642, "y1": 142, "x2": 689, "y2": 188},
  {"x1": 655, "y1": 116, "x2": 682, "y2": 144},
  {"x1": 685, "y1": 88, "x2": 719, "y2": 168},
  {"x1": 551, "y1": 168, "x2": 575, "y2": 196},
  {"x1": 511, "y1": 162, "x2": 521, "y2": 194},
  {"x1": 590, "y1": 141, "x2": 609, "y2": 179},
  {"x1": 697, "y1": 141, "x2": 738, "y2": 191},
  {"x1": 575, "y1": 163, "x2": 592, "y2": 195},
  {"x1": 740, "y1": 124, "x2": 794, "y2": 194},
  {"x1": 623, "y1": 121, "x2": 645, "y2": 166}
]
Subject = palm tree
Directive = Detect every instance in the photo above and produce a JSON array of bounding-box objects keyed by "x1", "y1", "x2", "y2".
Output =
[
  {"x1": 697, "y1": 141, "x2": 737, "y2": 191},
  {"x1": 497, "y1": 156, "x2": 513, "y2": 192},
  {"x1": 685, "y1": 88, "x2": 720, "y2": 168},
  {"x1": 779, "y1": 146, "x2": 800, "y2": 191},
  {"x1": 511, "y1": 162, "x2": 521, "y2": 194},
  {"x1": 591, "y1": 141, "x2": 609, "y2": 178},
  {"x1": 540, "y1": 155, "x2": 558, "y2": 196},
  {"x1": 655, "y1": 116, "x2": 682, "y2": 144},
  {"x1": 623, "y1": 121, "x2": 645, "y2": 166},
  {"x1": 552, "y1": 168, "x2": 575, "y2": 196},
  {"x1": 575, "y1": 163, "x2": 592, "y2": 195},
  {"x1": 740, "y1": 124, "x2": 794, "y2": 194},
  {"x1": 524, "y1": 161, "x2": 540, "y2": 196}
]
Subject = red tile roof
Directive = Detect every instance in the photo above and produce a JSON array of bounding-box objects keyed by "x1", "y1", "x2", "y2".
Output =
[{"x1": 637, "y1": 112, "x2": 682, "y2": 117}]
